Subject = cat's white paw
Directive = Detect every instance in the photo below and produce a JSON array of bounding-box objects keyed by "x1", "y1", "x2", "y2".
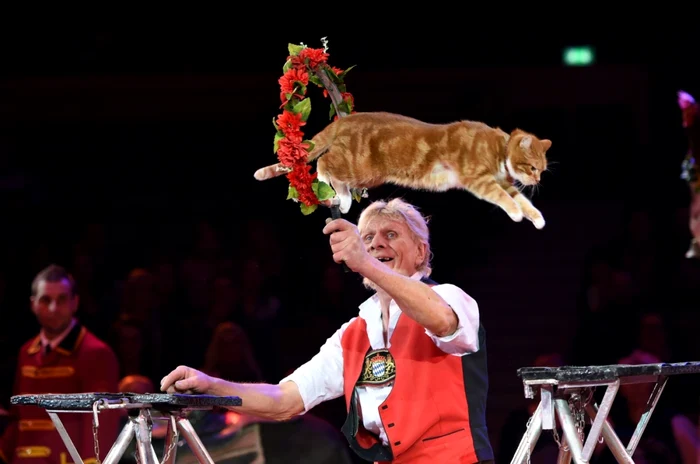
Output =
[
  {"x1": 339, "y1": 195, "x2": 352, "y2": 214},
  {"x1": 508, "y1": 210, "x2": 523, "y2": 222},
  {"x1": 533, "y1": 217, "x2": 545, "y2": 229}
]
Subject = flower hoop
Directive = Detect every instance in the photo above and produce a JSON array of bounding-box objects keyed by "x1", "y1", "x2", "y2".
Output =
[{"x1": 272, "y1": 38, "x2": 356, "y2": 215}]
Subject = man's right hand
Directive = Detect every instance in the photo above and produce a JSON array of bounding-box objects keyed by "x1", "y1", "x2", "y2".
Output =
[{"x1": 160, "y1": 365, "x2": 213, "y2": 394}]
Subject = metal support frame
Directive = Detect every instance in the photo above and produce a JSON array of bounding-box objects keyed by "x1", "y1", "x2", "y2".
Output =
[
  {"x1": 45, "y1": 398, "x2": 219, "y2": 464},
  {"x1": 510, "y1": 374, "x2": 669, "y2": 464}
]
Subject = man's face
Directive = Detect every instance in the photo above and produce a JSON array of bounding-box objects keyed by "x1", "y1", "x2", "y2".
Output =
[
  {"x1": 360, "y1": 216, "x2": 426, "y2": 278},
  {"x1": 30, "y1": 279, "x2": 78, "y2": 336}
]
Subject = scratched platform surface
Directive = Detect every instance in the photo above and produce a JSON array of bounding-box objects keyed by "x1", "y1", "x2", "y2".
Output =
[
  {"x1": 518, "y1": 361, "x2": 700, "y2": 383},
  {"x1": 11, "y1": 392, "x2": 242, "y2": 410}
]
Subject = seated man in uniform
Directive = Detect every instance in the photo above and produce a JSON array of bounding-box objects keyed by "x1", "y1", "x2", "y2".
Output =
[{"x1": 161, "y1": 198, "x2": 494, "y2": 464}]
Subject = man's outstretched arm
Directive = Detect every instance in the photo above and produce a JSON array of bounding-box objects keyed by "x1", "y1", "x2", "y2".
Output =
[{"x1": 160, "y1": 366, "x2": 305, "y2": 421}]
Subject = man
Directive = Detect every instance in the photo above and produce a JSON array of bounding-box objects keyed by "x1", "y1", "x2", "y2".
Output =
[
  {"x1": 0, "y1": 265, "x2": 120, "y2": 464},
  {"x1": 161, "y1": 198, "x2": 494, "y2": 463}
]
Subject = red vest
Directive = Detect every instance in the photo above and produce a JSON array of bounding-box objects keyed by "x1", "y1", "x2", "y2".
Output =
[{"x1": 340, "y1": 292, "x2": 493, "y2": 463}]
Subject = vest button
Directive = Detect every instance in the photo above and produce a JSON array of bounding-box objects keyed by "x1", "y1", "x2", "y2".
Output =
[
  {"x1": 381, "y1": 405, "x2": 388, "y2": 410},
  {"x1": 394, "y1": 441, "x2": 401, "y2": 446},
  {"x1": 388, "y1": 423, "x2": 395, "y2": 427}
]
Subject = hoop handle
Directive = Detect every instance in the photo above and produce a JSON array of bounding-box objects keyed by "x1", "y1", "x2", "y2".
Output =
[
  {"x1": 329, "y1": 204, "x2": 351, "y2": 273},
  {"x1": 314, "y1": 67, "x2": 352, "y2": 273}
]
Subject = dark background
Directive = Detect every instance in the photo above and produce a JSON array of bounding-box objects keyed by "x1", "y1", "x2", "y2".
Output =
[{"x1": 1, "y1": 17, "x2": 699, "y2": 461}]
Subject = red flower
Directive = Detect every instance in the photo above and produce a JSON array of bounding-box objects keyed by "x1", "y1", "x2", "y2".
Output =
[
  {"x1": 290, "y1": 47, "x2": 329, "y2": 70},
  {"x1": 276, "y1": 110, "x2": 305, "y2": 138},
  {"x1": 277, "y1": 137, "x2": 308, "y2": 166},
  {"x1": 287, "y1": 162, "x2": 319, "y2": 206},
  {"x1": 301, "y1": 48, "x2": 329, "y2": 68},
  {"x1": 278, "y1": 68, "x2": 309, "y2": 102}
]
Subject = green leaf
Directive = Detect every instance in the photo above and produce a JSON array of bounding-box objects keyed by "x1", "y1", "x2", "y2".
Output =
[
  {"x1": 273, "y1": 131, "x2": 284, "y2": 153},
  {"x1": 288, "y1": 43, "x2": 305, "y2": 56},
  {"x1": 294, "y1": 82, "x2": 307, "y2": 96},
  {"x1": 283, "y1": 59, "x2": 292, "y2": 73},
  {"x1": 272, "y1": 117, "x2": 279, "y2": 131},
  {"x1": 328, "y1": 70, "x2": 344, "y2": 88},
  {"x1": 325, "y1": 66, "x2": 340, "y2": 83},
  {"x1": 337, "y1": 100, "x2": 351, "y2": 116},
  {"x1": 313, "y1": 180, "x2": 336, "y2": 201},
  {"x1": 303, "y1": 140, "x2": 315, "y2": 152},
  {"x1": 352, "y1": 189, "x2": 362, "y2": 203},
  {"x1": 287, "y1": 185, "x2": 299, "y2": 200},
  {"x1": 300, "y1": 203, "x2": 318, "y2": 215},
  {"x1": 309, "y1": 74, "x2": 323, "y2": 87},
  {"x1": 329, "y1": 104, "x2": 336, "y2": 119},
  {"x1": 339, "y1": 65, "x2": 356, "y2": 77},
  {"x1": 293, "y1": 98, "x2": 312, "y2": 122}
]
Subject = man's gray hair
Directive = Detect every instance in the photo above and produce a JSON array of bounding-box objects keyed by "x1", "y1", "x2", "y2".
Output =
[{"x1": 358, "y1": 198, "x2": 433, "y2": 276}]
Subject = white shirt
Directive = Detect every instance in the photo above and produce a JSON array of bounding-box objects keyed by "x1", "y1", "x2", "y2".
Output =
[{"x1": 280, "y1": 272, "x2": 481, "y2": 445}]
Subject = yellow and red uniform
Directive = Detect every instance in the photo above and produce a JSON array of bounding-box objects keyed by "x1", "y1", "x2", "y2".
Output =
[{"x1": 0, "y1": 323, "x2": 120, "y2": 464}]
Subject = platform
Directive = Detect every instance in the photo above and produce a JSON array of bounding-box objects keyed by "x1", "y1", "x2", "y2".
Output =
[
  {"x1": 11, "y1": 392, "x2": 243, "y2": 464},
  {"x1": 510, "y1": 361, "x2": 700, "y2": 463}
]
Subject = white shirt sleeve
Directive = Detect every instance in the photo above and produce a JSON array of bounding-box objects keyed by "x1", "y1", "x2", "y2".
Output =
[
  {"x1": 423, "y1": 283, "x2": 480, "y2": 356},
  {"x1": 278, "y1": 318, "x2": 355, "y2": 412}
]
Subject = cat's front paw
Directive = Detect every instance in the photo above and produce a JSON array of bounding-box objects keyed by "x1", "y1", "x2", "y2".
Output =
[
  {"x1": 508, "y1": 209, "x2": 523, "y2": 222},
  {"x1": 523, "y1": 209, "x2": 545, "y2": 229}
]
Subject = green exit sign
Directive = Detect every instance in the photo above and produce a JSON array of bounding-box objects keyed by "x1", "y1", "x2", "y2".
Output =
[{"x1": 563, "y1": 46, "x2": 595, "y2": 66}]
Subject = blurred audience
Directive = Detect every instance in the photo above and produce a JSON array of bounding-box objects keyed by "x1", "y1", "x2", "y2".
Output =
[{"x1": 595, "y1": 350, "x2": 699, "y2": 464}]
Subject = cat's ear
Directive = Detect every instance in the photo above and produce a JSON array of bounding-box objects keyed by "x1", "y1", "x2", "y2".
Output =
[
  {"x1": 540, "y1": 139, "x2": 552, "y2": 151},
  {"x1": 519, "y1": 136, "x2": 532, "y2": 150}
]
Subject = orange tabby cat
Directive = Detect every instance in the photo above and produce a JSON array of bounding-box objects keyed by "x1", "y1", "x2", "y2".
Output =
[{"x1": 254, "y1": 112, "x2": 551, "y2": 228}]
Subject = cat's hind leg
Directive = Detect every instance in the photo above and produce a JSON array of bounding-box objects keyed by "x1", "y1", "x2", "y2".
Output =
[
  {"x1": 464, "y1": 175, "x2": 523, "y2": 223},
  {"x1": 317, "y1": 170, "x2": 353, "y2": 215},
  {"x1": 333, "y1": 180, "x2": 353, "y2": 214},
  {"x1": 503, "y1": 184, "x2": 545, "y2": 229}
]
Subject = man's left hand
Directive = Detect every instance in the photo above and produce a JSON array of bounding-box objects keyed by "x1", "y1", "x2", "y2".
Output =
[{"x1": 323, "y1": 218, "x2": 371, "y2": 273}]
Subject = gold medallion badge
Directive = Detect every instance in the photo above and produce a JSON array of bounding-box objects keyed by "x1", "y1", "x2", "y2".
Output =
[{"x1": 357, "y1": 349, "x2": 396, "y2": 386}]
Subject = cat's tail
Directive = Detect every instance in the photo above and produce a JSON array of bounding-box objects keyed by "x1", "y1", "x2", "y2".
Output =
[
  {"x1": 253, "y1": 121, "x2": 337, "y2": 181},
  {"x1": 253, "y1": 162, "x2": 291, "y2": 181}
]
